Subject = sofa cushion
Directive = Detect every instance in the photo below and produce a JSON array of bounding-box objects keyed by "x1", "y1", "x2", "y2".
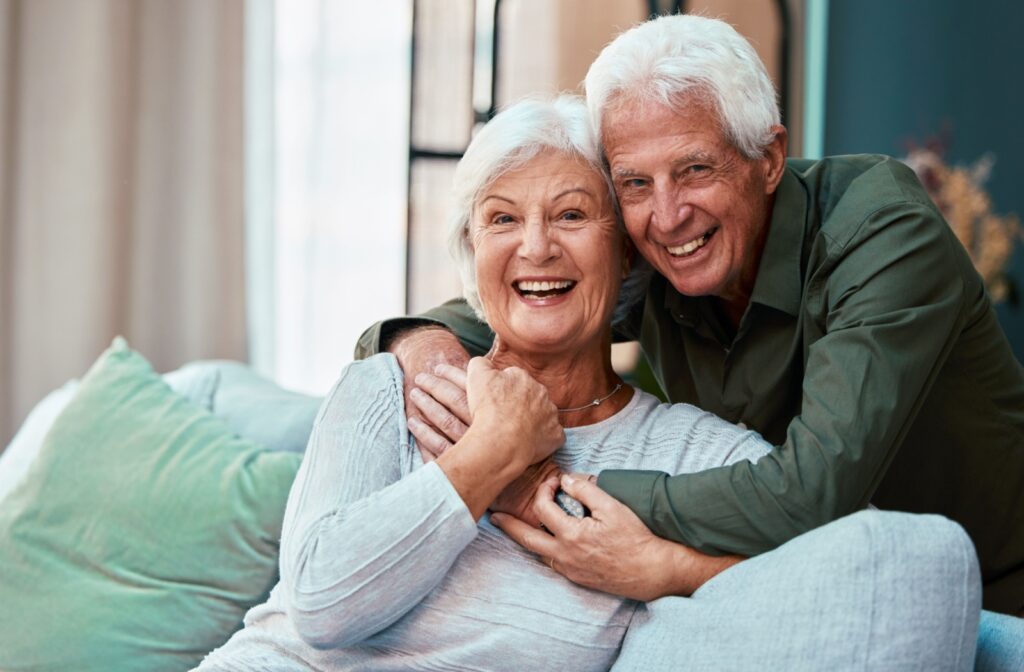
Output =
[
  {"x1": 0, "y1": 338, "x2": 302, "y2": 672},
  {"x1": 166, "y1": 360, "x2": 323, "y2": 454},
  {"x1": 0, "y1": 379, "x2": 79, "y2": 502}
]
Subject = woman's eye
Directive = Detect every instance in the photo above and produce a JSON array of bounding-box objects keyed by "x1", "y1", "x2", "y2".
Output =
[
  {"x1": 492, "y1": 214, "x2": 515, "y2": 225},
  {"x1": 560, "y1": 210, "x2": 584, "y2": 222}
]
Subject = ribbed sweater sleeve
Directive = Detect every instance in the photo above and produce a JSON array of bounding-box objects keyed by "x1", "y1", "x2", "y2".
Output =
[{"x1": 277, "y1": 355, "x2": 478, "y2": 649}]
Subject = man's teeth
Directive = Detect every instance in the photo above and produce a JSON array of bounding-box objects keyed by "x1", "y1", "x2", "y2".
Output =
[
  {"x1": 667, "y1": 232, "x2": 711, "y2": 257},
  {"x1": 517, "y1": 280, "x2": 573, "y2": 292}
]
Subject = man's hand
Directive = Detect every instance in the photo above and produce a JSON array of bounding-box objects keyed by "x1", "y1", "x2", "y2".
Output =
[
  {"x1": 491, "y1": 473, "x2": 743, "y2": 601},
  {"x1": 491, "y1": 458, "x2": 562, "y2": 528},
  {"x1": 389, "y1": 327, "x2": 471, "y2": 461}
]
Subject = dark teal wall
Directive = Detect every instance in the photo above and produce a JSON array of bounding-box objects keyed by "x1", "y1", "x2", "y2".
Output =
[{"x1": 825, "y1": 0, "x2": 1024, "y2": 360}]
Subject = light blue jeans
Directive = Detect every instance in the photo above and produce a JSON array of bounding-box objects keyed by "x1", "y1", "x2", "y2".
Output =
[{"x1": 612, "y1": 510, "x2": 1022, "y2": 671}]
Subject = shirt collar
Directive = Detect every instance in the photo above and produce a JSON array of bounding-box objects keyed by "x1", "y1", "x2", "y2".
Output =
[
  {"x1": 748, "y1": 167, "x2": 807, "y2": 317},
  {"x1": 661, "y1": 166, "x2": 807, "y2": 325}
]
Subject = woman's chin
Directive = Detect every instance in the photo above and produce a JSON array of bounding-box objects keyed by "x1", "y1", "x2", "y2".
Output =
[{"x1": 497, "y1": 325, "x2": 601, "y2": 359}]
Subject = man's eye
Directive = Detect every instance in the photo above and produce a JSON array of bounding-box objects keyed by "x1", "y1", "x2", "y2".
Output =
[
  {"x1": 622, "y1": 178, "x2": 647, "y2": 189},
  {"x1": 688, "y1": 164, "x2": 710, "y2": 174}
]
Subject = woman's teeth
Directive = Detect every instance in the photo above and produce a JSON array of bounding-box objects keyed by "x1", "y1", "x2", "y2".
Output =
[
  {"x1": 515, "y1": 280, "x2": 575, "y2": 297},
  {"x1": 667, "y1": 230, "x2": 714, "y2": 257}
]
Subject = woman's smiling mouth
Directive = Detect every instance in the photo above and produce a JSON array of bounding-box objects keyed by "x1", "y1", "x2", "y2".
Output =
[
  {"x1": 666, "y1": 227, "x2": 718, "y2": 257},
  {"x1": 513, "y1": 279, "x2": 577, "y2": 299}
]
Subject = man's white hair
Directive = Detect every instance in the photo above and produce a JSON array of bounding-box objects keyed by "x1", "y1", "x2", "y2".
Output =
[
  {"x1": 447, "y1": 96, "x2": 612, "y2": 322},
  {"x1": 585, "y1": 14, "x2": 780, "y2": 158}
]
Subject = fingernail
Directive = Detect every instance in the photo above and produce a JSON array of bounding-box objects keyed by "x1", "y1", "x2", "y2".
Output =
[
  {"x1": 414, "y1": 373, "x2": 428, "y2": 385},
  {"x1": 410, "y1": 387, "x2": 423, "y2": 399},
  {"x1": 434, "y1": 364, "x2": 446, "y2": 375},
  {"x1": 490, "y1": 513, "x2": 506, "y2": 526},
  {"x1": 561, "y1": 474, "x2": 576, "y2": 488},
  {"x1": 407, "y1": 416, "x2": 421, "y2": 428}
]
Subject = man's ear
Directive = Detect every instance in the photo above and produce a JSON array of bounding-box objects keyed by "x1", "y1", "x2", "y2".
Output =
[{"x1": 762, "y1": 125, "x2": 788, "y2": 194}]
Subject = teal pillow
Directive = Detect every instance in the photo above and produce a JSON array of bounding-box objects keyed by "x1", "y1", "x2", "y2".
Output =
[{"x1": 0, "y1": 338, "x2": 302, "y2": 671}]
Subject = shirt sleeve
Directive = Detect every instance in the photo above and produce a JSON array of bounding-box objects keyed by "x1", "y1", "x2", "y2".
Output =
[
  {"x1": 278, "y1": 356, "x2": 478, "y2": 648},
  {"x1": 353, "y1": 298, "x2": 495, "y2": 359},
  {"x1": 600, "y1": 200, "x2": 974, "y2": 556}
]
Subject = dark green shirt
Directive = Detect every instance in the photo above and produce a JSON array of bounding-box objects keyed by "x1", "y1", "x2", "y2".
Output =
[{"x1": 357, "y1": 156, "x2": 1024, "y2": 614}]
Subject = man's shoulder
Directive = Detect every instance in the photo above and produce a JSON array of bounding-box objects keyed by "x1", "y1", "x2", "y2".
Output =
[{"x1": 788, "y1": 154, "x2": 942, "y2": 250}]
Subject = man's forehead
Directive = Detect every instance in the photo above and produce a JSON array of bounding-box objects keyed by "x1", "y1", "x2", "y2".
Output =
[{"x1": 602, "y1": 99, "x2": 726, "y2": 156}]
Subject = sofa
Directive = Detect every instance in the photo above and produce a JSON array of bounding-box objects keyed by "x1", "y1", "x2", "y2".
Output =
[
  {"x1": 0, "y1": 338, "x2": 324, "y2": 671},
  {"x1": 3, "y1": 339, "x2": 1023, "y2": 672}
]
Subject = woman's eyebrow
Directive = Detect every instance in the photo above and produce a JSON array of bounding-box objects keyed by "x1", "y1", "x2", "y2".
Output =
[
  {"x1": 552, "y1": 187, "x2": 594, "y2": 201},
  {"x1": 479, "y1": 194, "x2": 516, "y2": 206}
]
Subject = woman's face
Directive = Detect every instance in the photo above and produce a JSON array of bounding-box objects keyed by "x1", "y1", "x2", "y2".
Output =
[{"x1": 471, "y1": 149, "x2": 624, "y2": 359}]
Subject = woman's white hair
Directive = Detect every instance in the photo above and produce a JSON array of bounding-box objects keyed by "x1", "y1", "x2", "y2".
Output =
[
  {"x1": 449, "y1": 96, "x2": 623, "y2": 322},
  {"x1": 585, "y1": 14, "x2": 780, "y2": 159}
]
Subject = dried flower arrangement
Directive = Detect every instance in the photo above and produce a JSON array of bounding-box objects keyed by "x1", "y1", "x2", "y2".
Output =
[{"x1": 904, "y1": 147, "x2": 1022, "y2": 304}]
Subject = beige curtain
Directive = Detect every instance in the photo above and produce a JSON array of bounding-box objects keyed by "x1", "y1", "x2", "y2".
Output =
[{"x1": 0, "y1": 0, "x2": 247, "y2": 446}]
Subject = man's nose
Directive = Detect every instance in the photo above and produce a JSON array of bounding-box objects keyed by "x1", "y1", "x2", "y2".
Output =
[
  {"x1": 518, "y1": 219, "x2": 560, "y2": 264},
  {"x1": 650, "y1": 186, "x2": 691, "y2": 235}
]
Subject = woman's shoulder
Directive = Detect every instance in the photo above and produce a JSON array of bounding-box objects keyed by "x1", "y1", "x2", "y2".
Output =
[
  {"x1": 580, "y1": 388, "x2": 771, "y2": 472},
  {"x1": 315, "y1": 354, "x2": 406, "y2": 432}
]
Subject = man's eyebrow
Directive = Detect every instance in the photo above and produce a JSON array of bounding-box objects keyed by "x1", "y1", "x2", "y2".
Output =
[
  {"x1": 611, "y1": 167, "x2": 642, "y2": 179},
  {"x1": 673, "y1": 150, "x2": 716, "y2": 166}
]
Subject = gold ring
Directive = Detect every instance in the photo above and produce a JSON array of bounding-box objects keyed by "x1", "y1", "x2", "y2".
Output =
[{"x1": 547, "y1": 557, "x2": 555, "y2": 570}]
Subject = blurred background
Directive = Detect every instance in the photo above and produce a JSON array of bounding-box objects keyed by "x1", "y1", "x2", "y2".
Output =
[{"x1": 1, "y1": 0, "x2": 1021, "y2": 446}]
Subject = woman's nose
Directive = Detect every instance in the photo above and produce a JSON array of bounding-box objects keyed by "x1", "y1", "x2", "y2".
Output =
[{"x1": 518, "y1": 220, "x2": 560, "y2": 264}]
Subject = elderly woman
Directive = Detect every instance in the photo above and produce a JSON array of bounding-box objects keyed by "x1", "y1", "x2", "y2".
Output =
[{"x1": 194, "y1": 97, "x2": 980, "y2": 671}]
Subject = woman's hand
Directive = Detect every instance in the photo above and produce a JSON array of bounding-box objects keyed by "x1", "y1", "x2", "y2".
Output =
[
  {"x1": 436, "y1": 358, "x2": 563, "y2": 521},
  {"x1": 490, "y1": 458, "x2": 562, "y2": 528},
  {"x1": 464, "y1": 357, "x2": 563, "y2": 466},
  {"x1": 491, "y1": 473, "x2": 743, "y2": 601}
]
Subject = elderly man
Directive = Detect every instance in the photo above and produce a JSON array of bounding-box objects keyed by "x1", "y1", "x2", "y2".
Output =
[{"x1": 357, "y1": 14, "x2": 1024, "y2": 619}]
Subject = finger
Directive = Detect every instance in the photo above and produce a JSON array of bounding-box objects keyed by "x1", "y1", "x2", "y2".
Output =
[
  {"x1": 410, "y1": 387, "x2": 468, "y2": 442},
  {"x1": 559, "y1": 473, "x2": 622, "y2": 518},
  {"x1": 407, "y1": 416, "x2": 452, "y2": 457},
  {"x1": 433, "y1": 363, "x2": 468, "y2": 390},
  {"x1": 414, "y1": 372, "x2": 471, "y2": 425},
  {"x1": 533, "y1": 477, "x2": 583, "y2": 537},
  {"x1": 491, "y1": 512, "x2": 559, "y2": 558}
]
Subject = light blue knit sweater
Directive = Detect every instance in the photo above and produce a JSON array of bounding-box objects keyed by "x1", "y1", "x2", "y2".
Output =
[{"x1": 196, "y1": 354, "x2": 769, "y2": 672}]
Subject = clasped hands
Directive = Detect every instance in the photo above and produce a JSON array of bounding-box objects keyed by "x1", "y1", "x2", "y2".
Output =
[{"x1": 394, "y1": 329, "x2": 734, "y2": 601}]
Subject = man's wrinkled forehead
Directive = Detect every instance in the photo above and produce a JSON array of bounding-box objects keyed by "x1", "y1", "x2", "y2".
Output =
[{"x1": 600, "y1": 93, "x2": 727, "y2": 151}]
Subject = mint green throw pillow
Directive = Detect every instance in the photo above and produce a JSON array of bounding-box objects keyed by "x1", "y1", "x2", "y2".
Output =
[{"x1": 0, "y1": 338, "x2": 302, "y2": 671}]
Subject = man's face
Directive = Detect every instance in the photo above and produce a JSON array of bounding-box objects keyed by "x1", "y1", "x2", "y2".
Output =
[{"x1": 602, "y1": 98, "x2": 784, "y2": 311}]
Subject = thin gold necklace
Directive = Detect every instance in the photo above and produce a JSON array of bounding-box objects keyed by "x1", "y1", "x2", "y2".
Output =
[{"x1": 557, "y1": 383, "x2": 623, "y2": 413}]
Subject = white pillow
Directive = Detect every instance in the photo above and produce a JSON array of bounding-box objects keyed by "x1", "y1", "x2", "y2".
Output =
[{"x1": 0, "y1": 380, "x2": 80, "y2": 502}]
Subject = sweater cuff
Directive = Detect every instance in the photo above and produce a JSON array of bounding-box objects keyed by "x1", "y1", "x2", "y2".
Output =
[{"x1": 422, "y1": 461, "x2": 478, "y2": 541}]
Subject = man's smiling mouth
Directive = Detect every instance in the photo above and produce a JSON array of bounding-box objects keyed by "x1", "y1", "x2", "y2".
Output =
[
  {"x1": 666, "y1": 227, "x2": 718, "y2": 257},
  {"x1": 514, "y1": 279, "x2": 577, "y2": 298}
]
